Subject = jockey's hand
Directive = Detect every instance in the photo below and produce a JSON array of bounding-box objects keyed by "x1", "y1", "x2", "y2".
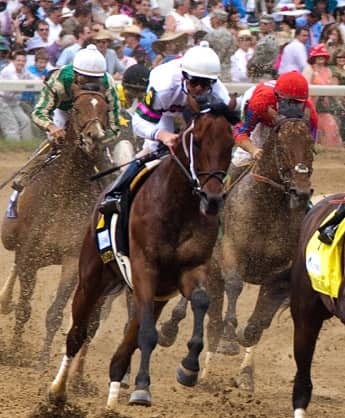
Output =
[
  {"x1": 253, "y1": 148, "x2": 263, "y2": 160},
  {"x1": 156, "y1": 130, "x2": 179, "y2": 147},
  {"x1": 48, "y1": 124, "x2": 65, "y2": 145},
  {"x1": 229, "y1": 93, "x2": 238, "y2": 111}
]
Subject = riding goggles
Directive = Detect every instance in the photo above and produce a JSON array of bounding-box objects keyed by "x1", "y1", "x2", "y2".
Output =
[{"x1": 182, "y1": 71, "x2": 216, "y2": 88}]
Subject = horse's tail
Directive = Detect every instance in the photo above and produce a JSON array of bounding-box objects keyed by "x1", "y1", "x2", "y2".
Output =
[{"x1": 1, "y1": 216, "x2": 18, "y2": 251}]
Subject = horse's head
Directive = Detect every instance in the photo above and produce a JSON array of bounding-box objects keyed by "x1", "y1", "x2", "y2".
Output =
[
  {"x1": 261, "y1": 108, "x2": 314, "y2": 209},
  {"x1": 69, "y1": 83, "x2": 110, "y2": 154},
  {"x1": 181, "y1": 102, "x2": 235, "y2": 216}
]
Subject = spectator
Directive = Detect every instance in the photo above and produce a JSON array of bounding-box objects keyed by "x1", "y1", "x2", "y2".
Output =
[
  {"x1": 274, "y1": 31, "x2": 292, "y2": 73},
  {"x1": 26, "y1": 19, "x2": 51, "y2": 52},
  {"x1": 0, "y1": 50, "x2": 34, "y2": 141},
  {"x1": 56, "y1": 24, "x2": 91, "y2": 67},
  {"x1": 226, "y1": 5, "x2": 246, "y2": 36},
  {"x1": 336, "y1": 6, "x2": 345, "y2": 43},
  {"x1": 133, "y1": 13, "x2": 157, "y2": 62},
  {"x1": 92, "y1": 28, "x2": 125, "y2": 78},
  {"x1": 306, "y1": 0, "x2": 335, "y2": 25},
  {"x1": 247, "y1": 15, "x2": 279, "y2": 81},
  {"x1": 201, "y1": 0, "x2": 223, "y2": 32},
  {"x1": 46, "y1": 30, "x2": 76, "y2": 66},
  {"x1": 296, "y1": 7, "x2": 323, "y2": 50},
  {"x1": 278, "y1": 26, "x2": 309, "y2": 73},
  {"x1": 230, "y1": 29, "x2": 254, "y2": 82},
  {"x1": 92, "y1": 0, "x2": 119, "y2": 25},
  {"x1": 112, "y1": 38, "x2": 137, "y2": 69},
  {"x1": 62, "y1": 5, "x2": 92, "y2": 35},
  {"x1": 303, "y1": 43, "x2": 343, "y2": 147},
  {"x1": 165, "y1": 0, "x2": 196, "y2": 34},
  {"x1": 14, "y1": 0, "x2": 40, "y2": 47},
  {"x1": 205, "y1": 9, "x2": 236, "y2": 82},
  {"x1": 121, "y1": 24, "x2": 150, "y2": 66},
  {"x1": 320, "y1": 23, "x2": 343, "y2": 55},
  {"x1": 151, "y1": 30, "x2": 187, "y2": 67},
  {"x1": 46, "y1": 5, "x2": 63, "y2": 44},
  {"x1": 37, "y1": 0, "x2": 53, "y2": 20},
  {"x1": 187, "y1": 0, "x2": 207, "y2": 32},
  {"x1": 0, "y1": 0, "x2": 12, "y2": 41},
  {"x1": 0, "y1": 34, "x2": 10, "y2": 70},
  {"x1": 224, "y1": 0, "x2": 246, "y2": 19},
  {"x1": 329, "y1": 46, "x2": 345, "y2": 143}
]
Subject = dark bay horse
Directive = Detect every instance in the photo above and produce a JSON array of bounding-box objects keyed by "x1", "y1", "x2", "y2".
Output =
[
  {"x1": 159, "y1": 113, "x2": 314, "y2": 391},
  {"x1": 0, "y1": 84, "x2": 115, "y2": 366},
  {"x1": 48, "y1": 105, "x2": 234, "y2": 409},
  {"x1": 291, "y1": 193, "x2": 345, "y2": 418}
]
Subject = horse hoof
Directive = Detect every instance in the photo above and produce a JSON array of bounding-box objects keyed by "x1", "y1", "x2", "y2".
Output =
[
  {"x1": 237, "y1": 324, "x2": 262, "y2": 347},
  {"x1": 128, "y1": 389, "x2": 152, "y2": 406},
  {"x1": 47, "y1": 388, "x2": 67, "y2": 406},
  {"x1": 120, "y1": 372, "x2": 130, "y2": 389},
  {"x1": 216, "y1": 339, "x2": 240, "y2": 356},
  {"x1": 157, "y1": 325, "x2": 178, "y2": 347},
  {"x1": 236, "y1": 366, "x2": 254, "y2": 392},
  {"x1": 176, "y1": 364, "x2": 198, "y2": 387}
]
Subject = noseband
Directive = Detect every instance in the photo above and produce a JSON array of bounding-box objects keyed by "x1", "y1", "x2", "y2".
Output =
[
  {"x1": 252, "y1": 117, "x2": 312, "y2": 194},
  {"x1": 170, "y1": 113, "x2": 227, "y2": 197}
]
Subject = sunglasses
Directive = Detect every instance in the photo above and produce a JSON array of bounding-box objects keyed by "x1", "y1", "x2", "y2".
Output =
[
  {"x1": 183, "y1": 71, "x2": 215, "y2": 88},
  {"x1": 239, "y1": 37, "x2": 252, "y2": 41},
  {"x1": 336, "y1": 56, "x2": 345, "y2": 59}
]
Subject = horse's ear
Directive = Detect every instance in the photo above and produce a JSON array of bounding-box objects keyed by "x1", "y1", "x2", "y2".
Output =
[
  {"x1": 71, "y1": 83, "x2": 81, "y2": 98},
  {"x1": 268, "y1": 105, "x2": 279, "y2": 123},
  {"x1": 304, "y1": 106, "x2": 311, "y2": 121}
]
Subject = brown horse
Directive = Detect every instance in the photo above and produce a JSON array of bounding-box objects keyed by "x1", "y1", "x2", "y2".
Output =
[
  {"x1": 48, "y1": 105, "x2": 234, "y2": 409},
  {"x1": 291, "y1": 193, "x2": 345, "y2": 418},
  {"x1": 158, "y1": 114, "x2": 314, "y2": 391},
  {"x1": 0, "y1": 84, "x2": 116, "y2": 366}
]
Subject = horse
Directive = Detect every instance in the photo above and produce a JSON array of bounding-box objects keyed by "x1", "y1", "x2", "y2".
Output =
[
  {"x1": 158, "y1": 112, "x2": 315, "y2": 391},
  {"x1": 0, "y1": 83, "x2": 125, "y2": 368},
  {"x1": 290, "y1": 193, "x2": 345, "y2": 418},
  {"x1": 48, "y1": 103, "x2": 235, "y2": 410}
]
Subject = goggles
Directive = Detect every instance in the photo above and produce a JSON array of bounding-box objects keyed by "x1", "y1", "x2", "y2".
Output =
[{"x1": 182, "y1": 71, "x2": 216, "y2": 88}]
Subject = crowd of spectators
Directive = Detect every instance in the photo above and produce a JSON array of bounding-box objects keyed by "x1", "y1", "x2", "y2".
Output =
[{"x1": 0, "y1": 0, "x2": 345, "y2": 146}]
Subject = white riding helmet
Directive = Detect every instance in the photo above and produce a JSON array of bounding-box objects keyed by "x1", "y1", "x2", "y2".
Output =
[
  {"x1": 181, "y1": 41, "x2": 220, "y2": 80},
  {"x1": 73, "y1": 44, "x2": 106, "y2": 77}
]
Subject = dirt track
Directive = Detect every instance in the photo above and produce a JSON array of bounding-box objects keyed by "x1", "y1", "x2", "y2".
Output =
[{"x1": 0, "y1": 148, "x2": 344, "y2": 418}]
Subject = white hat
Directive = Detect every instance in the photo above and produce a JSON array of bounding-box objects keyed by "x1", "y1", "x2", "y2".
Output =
[
  {"x1": 73, "y1": 44, "x2": 106, "y2": 77},
  {"x1": 181, "y1": 41, "x2": 220, "y2": 80},
  {"x1": 105, "y1": 14, "x2": 132, "y2": 39}
]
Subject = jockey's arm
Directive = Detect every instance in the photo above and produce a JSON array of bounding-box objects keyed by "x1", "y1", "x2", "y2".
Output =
[{"x1": 234, "y1": 107, "x2": 263, "y2": 160}]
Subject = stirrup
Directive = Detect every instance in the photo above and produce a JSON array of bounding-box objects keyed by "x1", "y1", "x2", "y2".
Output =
[
  {"x1": 318, "y1": 225, "x2": 336, "y2": 245},
  {"x1": 99, "y1": 194, "x2": 122, "y2": 216}
]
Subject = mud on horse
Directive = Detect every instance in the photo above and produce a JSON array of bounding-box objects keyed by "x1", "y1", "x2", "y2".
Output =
[
  {"x1": 159, "y1": 111, "x2": 315, "y2": 392},
  {"x1": 0, "y1": 84, "x2": 118, "y2": 367},
  {"x1": 48, "y1": 102, "x2": 235, "y2": 409},
  {"x1": 291, "y1": 193, "x2": 345, "y2": 418}
]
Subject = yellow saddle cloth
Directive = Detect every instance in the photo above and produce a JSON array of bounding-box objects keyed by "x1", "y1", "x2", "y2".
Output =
[{"x1": 306, "y1": 212, "x2": 345, "y2": 298}]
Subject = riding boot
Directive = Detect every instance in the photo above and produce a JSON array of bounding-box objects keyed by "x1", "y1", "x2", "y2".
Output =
[
  {"x1": 318, "y1": 203, "x2": 345, "y2": 245},
  {"x1": 6, "y1": 190, "x2": 20, "y2": 219},
  {"x1": 99, "y1": 160, "x2": 143, "y2": 216}
]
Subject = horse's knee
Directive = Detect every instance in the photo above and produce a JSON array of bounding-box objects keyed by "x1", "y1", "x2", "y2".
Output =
[{"x1": 191, "y1": 287, "x2": 209, "y2": 314}]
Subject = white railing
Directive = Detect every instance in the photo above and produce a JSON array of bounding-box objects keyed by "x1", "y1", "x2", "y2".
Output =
[{"x1": 1, "y1": 80, "x2": 345, "y2": 96}]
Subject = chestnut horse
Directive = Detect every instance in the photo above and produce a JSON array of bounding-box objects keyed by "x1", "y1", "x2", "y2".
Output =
[
  {"x1": 48, "y1": 105, "x2": 234, "y2": 409},
  {"x1": 0, "y1": 84, "x2": 118, "y2": 366},
  {"x1": 158, "y1": 114, "x2": 314, "y2": 391},
  {"x1": 291, "y1": 193, "x2": 345, "y2": 418}
]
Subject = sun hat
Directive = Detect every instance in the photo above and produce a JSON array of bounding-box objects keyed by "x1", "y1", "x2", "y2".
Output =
[
  {"x1": 274, "y1": 3, "x2": 310, "y2": 17},
  {"x1": 238, "y1": 29, "x2": 252, "y2": 39},
  {"x1": 308, "y1": 43, "x2": 330, "y2": 63},
  {"x1": 152, "y1": 31, "x2": 188, "y2": 54},
  {"x1": 120, "y1": 25, "x2": 143, "y2": 38},
  {"x1": 105, "y1": 14, "x2": 132, "y2": 40},
  {"x1": 92, "y1": 29, "x2": 114, "y2": 41}
]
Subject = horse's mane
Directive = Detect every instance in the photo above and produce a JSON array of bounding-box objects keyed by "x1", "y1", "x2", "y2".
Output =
[{"x1": 183, "y1": 99, "x2": 240, "y2": 125}]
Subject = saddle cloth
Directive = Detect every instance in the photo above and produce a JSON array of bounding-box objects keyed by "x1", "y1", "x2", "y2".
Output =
[
  {"x1": 305, "y1": 212, "x2": 345, "y2": 298},
  {"x1": 95, "y1": 159, "x2": 161, "y2": 289}
]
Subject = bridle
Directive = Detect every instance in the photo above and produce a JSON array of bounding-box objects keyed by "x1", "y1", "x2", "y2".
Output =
[
  {"x1": 251, "y1": 117, "x2": 312, "y2": 194},
  {"x1": 169, "y1": 111, "x2": 227, "y2": 197},
  {"x1": 71, "y1": 91, "x2": 109, "y2": 147}
]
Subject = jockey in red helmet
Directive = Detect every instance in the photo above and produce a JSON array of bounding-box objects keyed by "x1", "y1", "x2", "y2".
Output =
[{"x1": 234, "y1": 71, "x2": 318, "y2": 161}]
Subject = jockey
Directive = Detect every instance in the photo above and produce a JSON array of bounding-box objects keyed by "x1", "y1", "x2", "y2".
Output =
[
  {"x1": 231, "y1": 71, "x2": 318, "y2": 178},
  {"x1": 7, "y1": 44, "x2": 120, "y2": 218},
  {"x1": 99, "y1": 41, "x2": 246, "y2": 215}
]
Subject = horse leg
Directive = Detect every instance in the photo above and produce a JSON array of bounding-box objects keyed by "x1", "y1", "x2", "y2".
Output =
[
  {"x1": 0, "y1": 263, "x2": 17, "y2": 314},
  {"x1": 236, "y1": 346, "x2": 256, "y2": 392},
  {"x1": 218, "y1": 269, "x2": 243, "y2": 355},
  {"x1": 49, "y1": 249, "x2": 110, "y2": 404},
  {"x1": 177, "y1": 269, "x2": 209, "y2": 387},
  {"x1": 38, "y1": 257, "x2": 78, "y2": 369},
  {"x1": 237, "y1": 269, "x2": 290, "y2": 347},
  {"x1": 158, "y1": 296, "x2": 188, "y2": 347},
  {"x1": 201, "y1": 258, "x2": 225, "y2": 380}
]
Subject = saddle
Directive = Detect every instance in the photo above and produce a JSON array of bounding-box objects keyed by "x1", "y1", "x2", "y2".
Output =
[{"x1": 306, "y1": 212, "x2": 345, "y2": 298}]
